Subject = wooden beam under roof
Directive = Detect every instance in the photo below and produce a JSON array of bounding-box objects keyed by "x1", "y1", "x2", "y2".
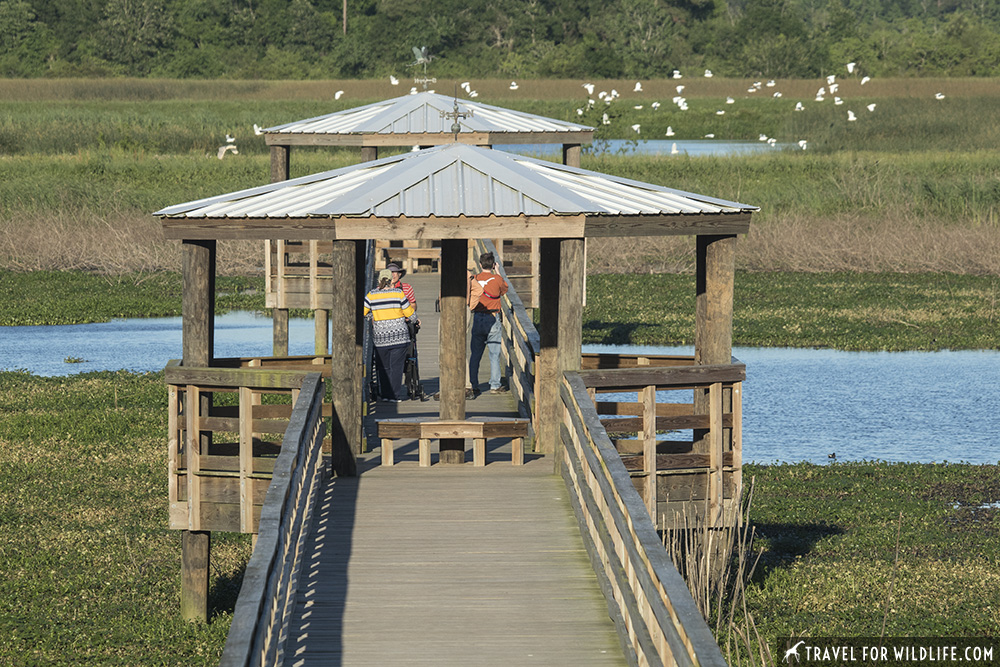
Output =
[{"x1": 264, "y1": 130, "x2": 595, "y2": 147}]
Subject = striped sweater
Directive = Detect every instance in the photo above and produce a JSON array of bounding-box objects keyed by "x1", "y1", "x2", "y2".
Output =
[{"x1": 363, "y1": 287, "x2": 415, "y2": 347}]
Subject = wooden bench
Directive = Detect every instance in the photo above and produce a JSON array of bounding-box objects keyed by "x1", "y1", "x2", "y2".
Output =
[{"x1": 376, "y1": 417, "x2": 530, "y2": 467}]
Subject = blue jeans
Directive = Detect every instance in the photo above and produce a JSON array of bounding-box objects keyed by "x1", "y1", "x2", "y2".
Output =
[{"x1": 469, "y1": 311, "x2": 503, "y2": 391}]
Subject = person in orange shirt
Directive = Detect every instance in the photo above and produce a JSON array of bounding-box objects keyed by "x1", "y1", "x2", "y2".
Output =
[{"x1": 469, "y1": 252, "x2": 508, "y2": 395}]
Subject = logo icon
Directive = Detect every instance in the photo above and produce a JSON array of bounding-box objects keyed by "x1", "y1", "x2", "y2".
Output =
[{"x1": 785, "y1": 640, "x2": 806, "y2": 663}]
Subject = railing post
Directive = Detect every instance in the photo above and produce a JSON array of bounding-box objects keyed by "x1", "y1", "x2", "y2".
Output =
[
  {"x1": 239, "y1": 385, "x2": 254, "y2": 533},
  {"x1": 708, "y1": 382, "x2": 723, "y2": 525},
  {"x1": 642, "y1": 384, "x2": 657, "y2": 524}
]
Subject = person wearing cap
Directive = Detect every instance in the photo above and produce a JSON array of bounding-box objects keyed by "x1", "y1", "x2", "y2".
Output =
[
  {"x1": 363, "y1": 268, "x2": 416, "y2": 402},
  {"x1": 387, "y1": 261, "x2": 419, "y2": 327},
  {"x1": 469, "y1": 251, "x2": 508, "y2": 395}
]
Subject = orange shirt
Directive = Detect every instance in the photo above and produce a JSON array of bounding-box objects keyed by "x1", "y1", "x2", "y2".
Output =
[{"x1": 472, "y1": 271, "x2": 508, "y2": 313}]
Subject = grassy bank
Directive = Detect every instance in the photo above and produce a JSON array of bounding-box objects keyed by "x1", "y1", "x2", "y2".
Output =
[
  {"x1": 7, "y1": 270, "x2": 996, "y2": 351},
  {"x1": 2, "y1": 371, "x2": 997, "y2": 665}
]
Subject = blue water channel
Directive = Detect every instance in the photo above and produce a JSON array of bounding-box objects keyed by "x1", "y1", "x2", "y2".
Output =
[{"x1": 2, "y1": 315, "x2": 997, "y2": 466}]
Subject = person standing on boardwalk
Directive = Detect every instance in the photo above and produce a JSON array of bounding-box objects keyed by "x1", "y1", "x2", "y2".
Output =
[
  {"x1": 387, "y1": 262, "x2": 418, "y2": 318},
  {"x1": 469, "y1": 252, "x2": 508, "y2": 395},
  {"x1": 364, "y1": 268, "x2": 416, "y2": 402}
]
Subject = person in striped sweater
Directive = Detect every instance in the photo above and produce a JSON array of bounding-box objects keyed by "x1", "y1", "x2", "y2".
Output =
[{"x1": 364, "y1": 268, "x2": 416, "y2": 402}]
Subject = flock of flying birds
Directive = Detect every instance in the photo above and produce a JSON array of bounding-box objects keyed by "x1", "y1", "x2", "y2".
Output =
[{"x1": 220, "y1": 62, "x2": 950, "y2": 158}]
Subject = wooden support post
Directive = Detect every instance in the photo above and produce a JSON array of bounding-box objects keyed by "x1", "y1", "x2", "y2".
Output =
[
  {"x1": 536, "y1": 239, "x2": 560, "y2": 455},
  {"x1": 709, "y1": 382, "x2": 723, "y2": 524},
  {"x1": 353, "y1": 240, "x2": 366, "y2": 457},
  {"x1": 315, "y1": 310, "x2": 329, "y2": 355},
  {"x1": 180, "y1": 239, "x2": 214, "y2": 623},
  {"x1": 642, "y1": 384, "x2": 657, "y2": 523},
  {"x1": 269, "y1": 145, "x2": 290, "y2": 182},
  {"x1": 556, "y1": 238, "x2": 585, "y2": 473},
  {"x1": 439, "y1": 239, "x2": 467, "y2": 463},
  {"x1": 361, "y1": 146, "x2": 378, "y2": 162},
  {"x1": 330, "y1": 240, "x2": 359, "y2": 477},
  {"x1": 562, "y1": 143, "x2": 582, "y2": 168}
]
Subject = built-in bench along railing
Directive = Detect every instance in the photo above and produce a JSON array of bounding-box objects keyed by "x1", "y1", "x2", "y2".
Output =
[{"x1": 218, "y1": 372, "x2": 327, "y2": 667}]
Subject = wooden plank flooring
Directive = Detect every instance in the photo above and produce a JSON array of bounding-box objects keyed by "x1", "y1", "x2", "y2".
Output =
[{"x1": 282, "y1": 272, "x2": 625, "y2": 665}]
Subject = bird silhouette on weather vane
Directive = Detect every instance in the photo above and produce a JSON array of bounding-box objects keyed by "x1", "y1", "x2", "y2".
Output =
[{"x1": 409, "y1": 46, "x2": 437, "y2": 90}]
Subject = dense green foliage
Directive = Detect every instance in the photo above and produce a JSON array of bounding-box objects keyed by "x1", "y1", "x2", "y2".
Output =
[
  {"x1": 1, "y1": 0, "x2": 1000, "y2": 79},
  {"x1": 0, "y1": 370, "x2": 250, "y2": 665}
]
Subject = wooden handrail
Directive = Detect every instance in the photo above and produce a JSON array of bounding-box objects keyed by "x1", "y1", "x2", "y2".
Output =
[
  {"x1": 560, "y1": 371, "x2": 728, "y2": 667},
  {"x1": 219, "y1": 373, "x2": 327, "y2": 667}
]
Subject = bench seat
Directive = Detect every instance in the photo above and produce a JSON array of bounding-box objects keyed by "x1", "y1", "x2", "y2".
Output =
[{"x1": 376, "y1": 417, "x2": 529, "y2": 467}]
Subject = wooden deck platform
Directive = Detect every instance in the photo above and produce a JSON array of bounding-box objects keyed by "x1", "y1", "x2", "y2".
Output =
[{"x1": 282, "y1": 272, "x2": 625, "y2": 665}]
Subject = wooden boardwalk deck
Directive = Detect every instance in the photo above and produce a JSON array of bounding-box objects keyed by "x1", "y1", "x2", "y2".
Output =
[{"x1": 282, "y1": 272, "x2": 625, "y2": 665}]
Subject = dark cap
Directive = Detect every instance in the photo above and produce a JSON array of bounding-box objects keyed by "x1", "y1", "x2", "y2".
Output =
[{"x1": 386, "y1": 263, "x2": 402, "y2": 272}]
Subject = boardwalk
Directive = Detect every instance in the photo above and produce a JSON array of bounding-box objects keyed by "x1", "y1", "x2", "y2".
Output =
[{"x1": 282, "y1": 272, "x2": 625, "y2": 665}]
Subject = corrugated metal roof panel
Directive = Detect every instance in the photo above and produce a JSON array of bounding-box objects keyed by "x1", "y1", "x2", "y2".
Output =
[
  {"x1": 263, "y1": 92, "x2": 592, "y2": 136},
  {"x1": 155, "y1": 144, "x2": 757, "y2": 220}
]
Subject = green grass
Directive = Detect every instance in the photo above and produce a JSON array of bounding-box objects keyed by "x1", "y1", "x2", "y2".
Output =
[
  {"x1": 739, "y1": 461, "x2": 1000, "y2": 641},
  {"x1": 0, "y1": 370, "x2": 250, "y2": 666},
  {"x1": 584, "y1": 272, "x2": 1000, "y2": 351}
]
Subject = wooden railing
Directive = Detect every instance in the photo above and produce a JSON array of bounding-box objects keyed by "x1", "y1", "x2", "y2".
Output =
[
  {"x1": 165, "y1": 358, "x2": 333, "y2": 533},
  {"x1": 580, "y1": 354, "x2": 745, "y2": 527},
  {"x1": 560, "y1": 371, "x2": 728, "y2": 667},
  {"x1": 219, "y1": 373, "x2": 327, "y2": 667}
]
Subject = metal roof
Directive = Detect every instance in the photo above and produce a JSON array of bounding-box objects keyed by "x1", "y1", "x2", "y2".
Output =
[
  {"x1": 156, "y1": 144, "x2": 757, "y2": 220},
  {"x1": 262, "y1": 92, "x2": 593, "y2": 139}
]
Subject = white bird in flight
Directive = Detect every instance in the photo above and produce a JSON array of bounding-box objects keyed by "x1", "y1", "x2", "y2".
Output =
[
  {"x1": 758, "y1": 134, "x2": 768, "y2": 142},
  {"x1": 766, "y1": 80, "x2": 776, "y2": 87},
  {"x1": 670, "y1": 142, "x2": 679, "y2": 154},
  {"x1": 602, "y1": 113, "x2": 610, "y2": 125},
  {"x1": 217, "y1": 144, "x2": 238, "y2": 159},
  {"x1": 225, "y1": 133, "x2": 235, "y2": 143},
  {"x1": 834, "y1": 97, "x2": 843, "y2": 105},
  {"x1": 390, "y1": 75, "x2": 399, "y2": 85},
  {"x1": 335, "y1": 90, "x2": 344, "y2": 100},
  {"x1": 253, "y1": 124, "x2": 263, "y2": 135},
  {"x1": 847, "y1": 110, "x2": 857, "y2": 121},
  {"x1": 704, "y1": 69, "x2": 713, "y2": 78},
  {"x1": 672, "y1": 70, "x2": 682, "y2": 79},
  {"x1": 509, "y1": 81, "x2": 519, "y2": 90},
  {"x1": 861, "y1": 76, "x2": 871, "y2": 85},
  {"x1": 633, "y1": 105, "x2": 643, "y2": 110},
  {"x1": 716, "y1": 110, "x2": 725, "y2": 115},
  {"x1": 676, "y1": 85, "x2": 685, "y2": 94},
  {"x1": 867, "y1": 103, "x2": 877, "y2": 112},
  {"x1": 461, "y1": 81, "x2": 471, "y2": 92},
  {"x1": 469, "y1": 91, "x2": 479, "y2": 98},
  {"x1": 847, "y1": 62, "x2": 856, "y2": 73},
  {"x1": 704, "y1": 133, "x2": 715, "y2": 138},
  {"x1": 829, "y1": 83, "x2": 839, "y2": 93},
  {"x1": 773, "y1": 91, "x2": 782, "y2": 98},
  {"x1": 827, "y1": 74, "x2": 836, "y2": 85},
  {"x1": 794, "y1": 102, "x2": 804, "y2": 111},
  {"x1": 726, "y1": 97, "x2": 735, "y2": 104},
  {"x1": 665, "y1": 126, "x2": 675, "y2": 136},
  {"x1": 651, "y1": 101, "x2": 660, "y2": 110},
  {"x1": 631, "y1": 123, "x2": 641, "y2": 133},
  {"x1": 798, "y1": 139, "x2": 808, "y2": 150},
  {"x1": 633, "y1": 81, "x2": 642, "y2": 92},
  {"x1": 935, "y1": 92, "x2": 945, "y2": 100},
  {"x1": 409, "y1": 87, "x2": 418, "y2": 95},
  {"x1": 583, "y1": 82, "x2": 595, "y2": 95}
]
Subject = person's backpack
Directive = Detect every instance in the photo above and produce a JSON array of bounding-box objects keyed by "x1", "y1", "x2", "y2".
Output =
[{"x1": 468, "y1": 273, "x2": 484, "y2": 311}]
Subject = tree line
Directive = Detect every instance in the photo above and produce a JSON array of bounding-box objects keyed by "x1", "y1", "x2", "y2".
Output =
[{"x1": 2, "y1": 0, "x2": 999, "y2": 79}]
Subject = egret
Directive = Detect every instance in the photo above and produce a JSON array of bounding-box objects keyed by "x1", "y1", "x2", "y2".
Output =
[
  {"x1": 633, "y1": 81, "x2": 643, "y2": 92},
  {"x1": 409, "y1": 87, "x2": 417, "y2": 94},
  {"x1": 935, "y1": 92, "x2": 945, "y2": 100},
  {"x1": 704, "y1": 133, "x2": 715, "y2": 138},
  {"x1": 225, "y1": 133, "x2": 235, "y2": 143},
  {"x1": 847, "y1": 62, "x2": 856, "y2": 73},
  {"x1": 847, "y1": 110, "x2": 857, "y2": 121},
  {"x1": 598, "y1": 91, "x2": 607, "y2": 100},
  {"x1": 335, "y1": 90, "x2": 344, "y2": 100},
  {"x1": 794, "y1": 102, "x2": 804, "y2": 111},
  {"x1": 509, "y1": 81, "x2": 518, "y2": 90},
  {"x1": 827, "y1": 74, "x2": 836, "y2": 85},
  {"x1": 670, "y1": 142, "x2": 679, "y2": 154},
  {"x1": 587, "y1": 98, "x2": 595, "y2": 106},
  {"x1": 602, "y1": 113, "x2": 610, "y2": 125},
  {"x1": 773, "y1": 92, "x2": 782, "y2": 98},
  {"x1": 651, "y1": 101, "x2": 660, "y2": 110},
  {"x1": 469, "y1": 91, "x2": 479, "y2": 98},
  {"x1": 758, "y1": 134, "x2": 768, "y2": 142},
  {"x1": 253, "y1": 124, "x2": 263, "y2": 135},
  {"x1": 753, "y1": 81, "x2": 762, "y2": 89},
  {"x1": 767, "y1": 137, "x2": 777, "y2": 145},
  {"x1": 747, "y1": 87, "x2": 757, "y2": 93},
  {"x1": 834, "y1": 97, "x2": 843, "y2": 105},
  {"x1": 829, "y1": 83, "x2": 839, "y2": 94},
  {"x1": 631, "y1": 124, "x2": 641, "y2": 133},
  {"x1": 704, "y1": 69, "x2": 713, "y2": 78},
  {"x1": 665, "y1": 126, "x2": 675, "y2": 136},
  {"x1": 672, "y1": 70, "x2": 682, "y2": 79},
  {"x1": 576, "y1": 108, "x2": 584, "y2": 116},
  {"x1": 461, "y1": 81, "x2": 471, "y2": 92},
  {"x1": 217, "y1": 144, "x2": 238, "y2": 159},
  {"x1": 583, "y1": 83, "x2": 595, "y2": 95},
  {"x1": 867, "y1": 103, "x2": 876, "y2": 112},
  {"x1": 726, "y1": 97, "x2": 735, "y2": 104},
  {"x1": 390, "y1": 75, "x2": 399, "y2": 85},
  {"x1": 861, "y1": 76, "x2": 871, "y2": 85},
  {"x1": 817, "y1": 86, "x2": 826, "y2": 96},
  {"x1": 716, "y1": 109, "x2": 725, "y2": 115},
  {"x1": 633, "y1": 105, "x2": 643, "y2": 110},
  {"x1": 798, "y1": 139, "x2": 808, "y2": 150},
  {"x1": 610, "y1": 89, "x2": 619, "y2": 98},
  {"x1": 766, "y1": 80, "x2": 776, "y2": 87},
  {"x1": 675, "y1": 85, "x2": 685, "y2": 94}
]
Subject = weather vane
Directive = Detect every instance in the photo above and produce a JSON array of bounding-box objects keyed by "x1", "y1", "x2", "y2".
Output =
[
  {"x1": 440, "y1": 94, "x2": 473, "y2": 138},
  {"x1": 409, "y1": 46, "x2": 437, "y2": 90}
]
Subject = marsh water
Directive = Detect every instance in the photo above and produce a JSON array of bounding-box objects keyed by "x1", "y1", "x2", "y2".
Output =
[
  {"x1": 498, "y1": 139, "x2": 783, "y2": 158},
  {"x1": 2, "y1": 315, "x2": 997, "y2": 466}
]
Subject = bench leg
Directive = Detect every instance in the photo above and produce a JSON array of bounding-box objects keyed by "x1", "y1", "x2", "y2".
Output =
[
  {"x1": 473, "y1": 438, "x2": 486, "y2": 467},
  {"x1": 381, "y1": 438, "x2": 393, "y2": 466},
  {"x1": 512, "y1": 437, "x2": 524, "y2": 466},
  {"x1": 419, "y1": 438, "x2": 431, "y2": 467}
]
